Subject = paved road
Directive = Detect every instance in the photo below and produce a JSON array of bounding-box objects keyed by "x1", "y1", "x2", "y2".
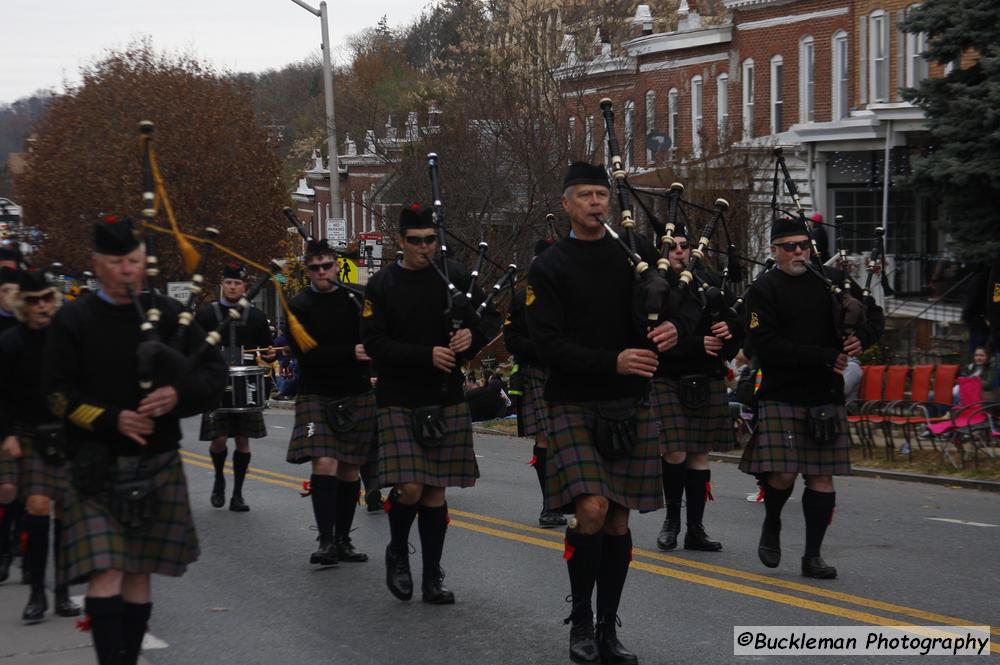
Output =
[{"x1": 3, "y1": 409, "x2": 998, "y2": 664}]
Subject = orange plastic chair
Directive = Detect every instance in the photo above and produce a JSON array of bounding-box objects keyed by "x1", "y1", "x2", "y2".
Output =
[
  {"x1": 867, "y1": 365, "x2": 910, "y2": 456},
  {"x1": 847, "y1": 365, "x2": 886, "y2": 450},
  {"x1": 885, "y1": 364, "x2": 934, "y2": 454}
]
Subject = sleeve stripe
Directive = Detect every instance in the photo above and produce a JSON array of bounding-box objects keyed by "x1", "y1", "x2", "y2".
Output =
[{"x1": 68, "y1": 404, "x2": 104, "y2": 431}]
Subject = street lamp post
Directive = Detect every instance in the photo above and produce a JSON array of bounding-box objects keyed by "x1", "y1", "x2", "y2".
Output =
[{"x1": 289, "y1": 0, "x2": 342, "y2": 240}]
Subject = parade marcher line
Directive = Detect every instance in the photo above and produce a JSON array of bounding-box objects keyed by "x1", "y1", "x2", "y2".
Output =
[{"x1": 178, "y1": 449, "x2": 998, "y2": 649}]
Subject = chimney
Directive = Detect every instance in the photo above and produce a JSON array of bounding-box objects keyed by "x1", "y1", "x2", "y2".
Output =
[
  {"x1": 632, "y1": 5, "x2": 654, "y2": 38},
  {"x1": 385, "y1": 115, "x2": 397, "y2": 142},
  {"x1": 559, "y1": 34, "x2": 577, "y2": 65},
  {"x1": 678, "y1": 0, "x2": 702, "y2": 31},
  {"x1": 405, "y1": 112, "x2": 419, "y2": 141},
  {"x1": 344, "y1": 134, "x2": 357, "y2": 157},
  {"x1": 364, "y1": 129, "x2": 376, "y2": 155},
  {"x1": 312, "y1": 148, "x2": 324, "y2": 170}
]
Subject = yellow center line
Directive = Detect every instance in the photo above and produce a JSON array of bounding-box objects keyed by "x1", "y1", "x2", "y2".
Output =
[{"x1": 179, "y1": 451, "x2": 998, "y2": 647}]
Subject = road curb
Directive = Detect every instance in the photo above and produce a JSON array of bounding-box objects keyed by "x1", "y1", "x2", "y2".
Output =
[
  {"x1": 267, "y1": 399, "x2": 296, "y2": 411},
  {"x1": 708, "y1": 452, "x2": 1000, "y2": 493}
]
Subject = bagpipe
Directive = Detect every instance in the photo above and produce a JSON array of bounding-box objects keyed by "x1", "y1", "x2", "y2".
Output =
[
  {"x1": 129, "y1": 121, "x2": 322, "y2": 396},
  {"x1": 281, "y1": 206, "x2": 367, "y2": 312},
  {"x1": 424, "y1": 152, "x2": 517, "y2": 329}
]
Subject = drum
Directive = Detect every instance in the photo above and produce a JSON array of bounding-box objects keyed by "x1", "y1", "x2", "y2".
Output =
[{"x1": 216, "y1": 365, "x2": 268, "y2": 413}]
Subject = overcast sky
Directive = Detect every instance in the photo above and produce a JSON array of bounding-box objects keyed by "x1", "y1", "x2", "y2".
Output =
[{"x1": 1, "y1": 0, "x2": 430, "y2": 105}]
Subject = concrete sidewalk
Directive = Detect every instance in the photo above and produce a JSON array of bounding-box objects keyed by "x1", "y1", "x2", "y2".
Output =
[{"x1": 0, "y1": 582, "x2": 153, "y2": 664}]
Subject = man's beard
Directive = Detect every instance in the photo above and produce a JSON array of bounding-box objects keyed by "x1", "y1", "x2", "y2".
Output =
[{"x1": 784, "y1": 260, "x2": 808, "y2": 276}]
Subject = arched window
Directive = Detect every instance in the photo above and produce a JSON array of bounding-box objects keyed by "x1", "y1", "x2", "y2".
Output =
[
  {"x1": 799, "y1": 36, "x2": 815, "y2": 122},
  {"x1": 770, "y1": 55, "x2": 784, "y2": 134},
  {"x1": 742, "y1": 59, "x2": 755, "y2": 140},
  {"x1": 691, "y1": 75, "x2": 703, "y2": 156},
  {"x1": 832, "y1": 30, "x2": 849, "y2": 120}
]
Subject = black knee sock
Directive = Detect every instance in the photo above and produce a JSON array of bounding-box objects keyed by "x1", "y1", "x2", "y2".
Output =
[
  {"x1": 359, "y1": 462, "x2": 376, "y2": 492},
  {"x1": 595, "y1": 530, "x2": 632, "y2": 620},
  {"x1": 662, "y1": 459, "x2": 686, "y2": 507},
  {"x1": 685, "y1": 468, "x2": 712, "y2": 526},
  {"x1": 309, "y1": 474, "x2": 337, "y2": 540},
  {"x1": 334, "y1": 479, "x2": 361, "y2": 539},
  {"x1": 418, "y1": 503, "x2": 448, "y2": 574},
  {"x1": 10, "y1": 500, "x2": 24, "y2": 554},
  {"x1": 85, "y1": 595, "x2": 124, "y2": 665},
  {"x1": 231, "y1": 451, "x2": 251, "y2": 497},
  {"x1": 210, "y1": 449, "x2": 227, "y2": 484},
  {"x1": 564, "y1": 529, "x2": 604, "y2": 619},
  {"x1": 120, "y1": 601, "x2": 152, "y2": 665},
  {"x1": 387, "y1": 490, "x2": 418, "y2": 551},
  {"x1": 0, "y1": 501, "x2": 13, "y2": 558},
  {"x1": 53, "y1": 518, "x2": 67, "y2": 588},
  {"x1": 532, "y1": 445, "x2": 547, "y2": 500},
  {"x1": 23, "y1": 514, "x2": 49, "y2": 591},
  {"x1": 763, "y1": 481, "x2": 794, "y2": 533},
  {"x1": 802, "y1": 488, "x2": 836, "y2": 558}
]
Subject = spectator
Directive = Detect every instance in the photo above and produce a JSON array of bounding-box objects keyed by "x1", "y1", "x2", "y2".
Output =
[
  {"x1": 960, "y1": 346, "x2": 997, "y2": 401},
  {"x1": 842, "y1": 357, "x2": 864, "y2": 403}
]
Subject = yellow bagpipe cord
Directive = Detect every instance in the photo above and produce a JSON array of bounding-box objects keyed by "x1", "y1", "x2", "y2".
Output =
[
  {"x1": 143, "y1": 136, "x2": 201, "y2": 275},
  {"x1": 141, "y1": 221, "x2": 318, "y2": 352}
]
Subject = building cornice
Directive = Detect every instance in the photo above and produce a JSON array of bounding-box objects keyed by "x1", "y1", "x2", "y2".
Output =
[
  {"x1": 723, "y1": 0, "x2": 791, "y2": 10},
  {"x1": 736, "y1": 6, "x2": 849, "y2": 32},
  {"x1": 640, "y1": 52, "x2": 729, "y2": 73},
  {"x1": 554, "y1": 56, "x2": 636, "y2": 80},
  {"x1": 624, "y1": 26, "x2": 732, "y2": 57}
]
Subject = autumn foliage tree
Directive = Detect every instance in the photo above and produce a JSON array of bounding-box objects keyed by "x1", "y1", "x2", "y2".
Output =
[{"x1": 16, "y1": 42, "x2": 289, "y2": 283}]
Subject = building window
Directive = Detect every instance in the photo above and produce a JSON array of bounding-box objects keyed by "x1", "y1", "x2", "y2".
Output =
[
  {"x1": 585, "y1": 115, "x2": 594, "y2": 159},
  {"x1": 645, "y1": 90, "x2": 656, "y2": 164},
  {"x1": 870, "y1": 11, "x2": 890, "y2": 102},
  {"x1": 567, "y1": 116, "x2": 576, "y2": 157},
  {"x1": 904, "y1": 5, "x2": 928, "y2": 87},
  {"x1": 624, "y1": 99, "x2": 635, "y2": 170},
  {"x1": 770, "y1": 55, "x2": 783, "y2": 134},
  {"x1": 742, "y1": 59, "x2": 754, "y2": 140},
  {"x1": 668, "y1": 88, "x2": 679, "y2": 157},
  {"x1": 832, "y1": 31, "x2": 849, "y2": 120},
  {"x1": 691, "y1": 75, "x2": 703, "y2": 157},
  {"x1": 717, "y1": 74, "x2": 729, "y2": 145},
  {"x1": 799, "y1": 36, "x2": 815, "y2": 123}
]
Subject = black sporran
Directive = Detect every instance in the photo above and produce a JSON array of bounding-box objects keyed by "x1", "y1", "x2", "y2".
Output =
[
  {"x1": 70, "y1": 441, "x2": 111, "y2": 496},
  {"x1": 325, "y1": 396, "x2": 357, "y2": 434},
  {"x1": 593, "y1": 401, "x2": 638, "y2": 461},
  {"x1": 109, "y1": 477, "x2": 158, "y2": 532},
  {"x1": 806, "y1": 404, "x2": 841, "y2": 445},
  {"x1": 35, "y1": 422, "x2": 66, "y2": 465},
  {"x1": 411, "y1": 405, "x2": 446, "y2": 447},
  {"x1": 678, "y1": 374, "x2": 711, "y2": 410}
]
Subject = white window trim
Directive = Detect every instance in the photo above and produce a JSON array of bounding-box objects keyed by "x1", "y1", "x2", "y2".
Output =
[
  {"x1": 904, "y1": 5, "x2": 928, "y2": 87},
  {"x1": 799, "y1": 36, "x2": 815, "y2": 123},
  {"x1": 770, "y1": 55, "x2": 783, "y2": 135},
  {"x1": 668, "y1": 88, "x2": 679, "y2": 158},
  {"x1": 742, "y1": 59, "x2": 755, "y2": 140},
  {"x1": 717, "y1": 73, "x2": 729, "y2": 145},
  {"x1": 568, "y1": 116, "x2": 576, "y2": 157},
  {"x1": 832, "y1": 30, "x2": 849, "y2": 121},
  {"x1": 869, "y1": 10, "x2": 889, "y2": 103},
  {"x1": 585, "y1": 115, "x2": 594, "y2": 159},
  {"x1": 645, "y1": 90, "x2": 656, "y2": 164},
  {"x1": 691, "y1": 75, "x2": 703, "y2": 157},
  {"x1": 624, "y1": 100, "x2": 635, "y2": 170}
]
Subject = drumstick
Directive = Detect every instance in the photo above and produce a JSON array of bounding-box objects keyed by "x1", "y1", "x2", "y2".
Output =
[{"x1": 243, "y1": 346, "x2": 291, "y2": 354}]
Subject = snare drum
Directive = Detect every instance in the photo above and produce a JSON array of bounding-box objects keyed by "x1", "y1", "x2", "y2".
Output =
[{"x1": 217, "y1": 365, "x2": 268, "y2": 413}]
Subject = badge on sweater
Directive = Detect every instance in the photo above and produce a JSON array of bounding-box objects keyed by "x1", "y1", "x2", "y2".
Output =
[
  {"x1": 750, "y1": 311, "x2": 759, "y2": 329},
  {"x1": 993, "y1": 283, "x2": 1000, "y2": 303},
  {"x1": 362, "y1": 298, "x2": 374, "y2": 317},
  {"x1": 525, "y1": 285, "x2": 535, "y2": 306}
]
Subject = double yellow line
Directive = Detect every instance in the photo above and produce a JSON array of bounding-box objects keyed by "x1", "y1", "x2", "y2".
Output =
[{"x1": 179, "y1": 449, "x2": 997, "y2": 651}]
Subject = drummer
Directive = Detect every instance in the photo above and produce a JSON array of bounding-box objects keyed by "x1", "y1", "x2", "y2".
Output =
[{"x1": 195, "y1": 263, "x2": 276, "y2": 511}]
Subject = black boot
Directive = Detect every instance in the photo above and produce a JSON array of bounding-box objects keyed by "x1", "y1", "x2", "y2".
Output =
[
  {"x1": 209, "y1": 448, "x2": 227, "y2": 508},
  {"x1": 656, "y1": 502, "x2": 681, "y2": 552},
  {"x1": 365, "y1": 488, "x2": 383, "y2": 512},
  {"x1": 85, "y1": 595, "x2": 124, "y2": 665},
  {"x1": 801, "y1": 488, "x2": 837, "y2": 579},
  {"x1": 596, "y1": 615, "x2": 638, "y2": 665},
  {"x1": 360, "y1": 463, "x2": 382, "y2": 512},
  {"x1": 758, "y1": 481, "x2": 792, "y2": 569},
  {"x1": 683, "y1": 468, "x2": 722, "y2": 551},
  {"x1": 801, "y1": 556, "x2": 837, "y2": 578},
  {"x1": 334, "y1": 479, "x2": 366, "y2": 561},
  {"x1": 0, "y1": 549, "x2": 10, "y2": 584},
  {"x1": 229, "y1": 450, "x2": 251, "y2": 511},
  {"x1": 54, "y1": 586, "x2": 81, "y2": 617},
  {"x1": 22, "y1": 586, "x2": 47, "y2": 623},
  {"x1": 310, "y1": 535, "x2": 338, "y2": 566},
  {"x1": 564, "y1": 529, "x2": 603, "y2": 664},
  {"x1": 421, "y1": 564, "x2": 455, "y2": 605},
  {"x1": 120, "y1": 601, "x2": 152, "y2": 665},
  {"x1": 385, "y1": 543, "x2": 413, "y2": 601}
]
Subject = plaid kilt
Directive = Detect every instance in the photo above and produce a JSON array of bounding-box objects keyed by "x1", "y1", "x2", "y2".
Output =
[
  {"x1": 61, "y1": 450, "x2": 199, "y2": 585},
  {"x1": 287, "y1": 392, "x2": 378, "y2": 466},
  {"x1": 545, "y1": 399, "x2": 662, "y2": 513},
  {"x1": 199, "y1": 410, "x2": 267, "y2": 441},
  {"x1": 10, "y1": 433, "x2": 72, "y2": 501},
  {"x1": 652, "y1": 377, "x2": 732, "y2": 454},
  {"x1": 377, "y1": 402, "x2": 478, "y2": 488},
  {"x1": 518, "y1": 365, "x2": 548, "y2": 438},
  {"x1": 738, "y1": 400, "x2": 851, "y2": 476},
  {"x1": 0, "y1": 454, "x2": 16, "y2": 487}
]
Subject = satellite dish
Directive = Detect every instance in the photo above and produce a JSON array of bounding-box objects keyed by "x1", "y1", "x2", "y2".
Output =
[{"x1": 646, "y1": 133, "x2": 672, "y2": 153}]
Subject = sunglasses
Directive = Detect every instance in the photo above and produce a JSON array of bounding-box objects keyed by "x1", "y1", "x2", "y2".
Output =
[
  {"x1": 306, "y1": 261, "x2": 336, "y2": 272},
  {"x1": 665, "y1": 241, "x2": 690, "y2": 251},
  {"x1": 404, "y1": 234, "x2": 438, "y2": 247},
  {"x1": 24, "y1": 293, "x2": 55, "y2": 305},
  {"x1": 775, "y1": 240, "x2": 812, "y2": 252}
]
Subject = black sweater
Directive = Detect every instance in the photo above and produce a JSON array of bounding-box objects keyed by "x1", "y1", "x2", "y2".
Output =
[
  {"x1": 361, "y1": 259, "x2": 501, "y2": 408},
  {"x1": 527, "y1": 233, "x2": 684, "y2": 402},
  {"x1": 42, "y1": 293, "x2": 227, "y2": 457},
  {"x1": 503, "y1": 288, "x2": 544, "y2": 368},
  {"x1": 287, "y1": 288, "x2": 371, "y2": 398},
  {"x1": 0, "y1": 324, "x2": 55, "y2": 437},
  {"x1": 195, "y1": 301, "x2": 272, "y2": 366}
]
